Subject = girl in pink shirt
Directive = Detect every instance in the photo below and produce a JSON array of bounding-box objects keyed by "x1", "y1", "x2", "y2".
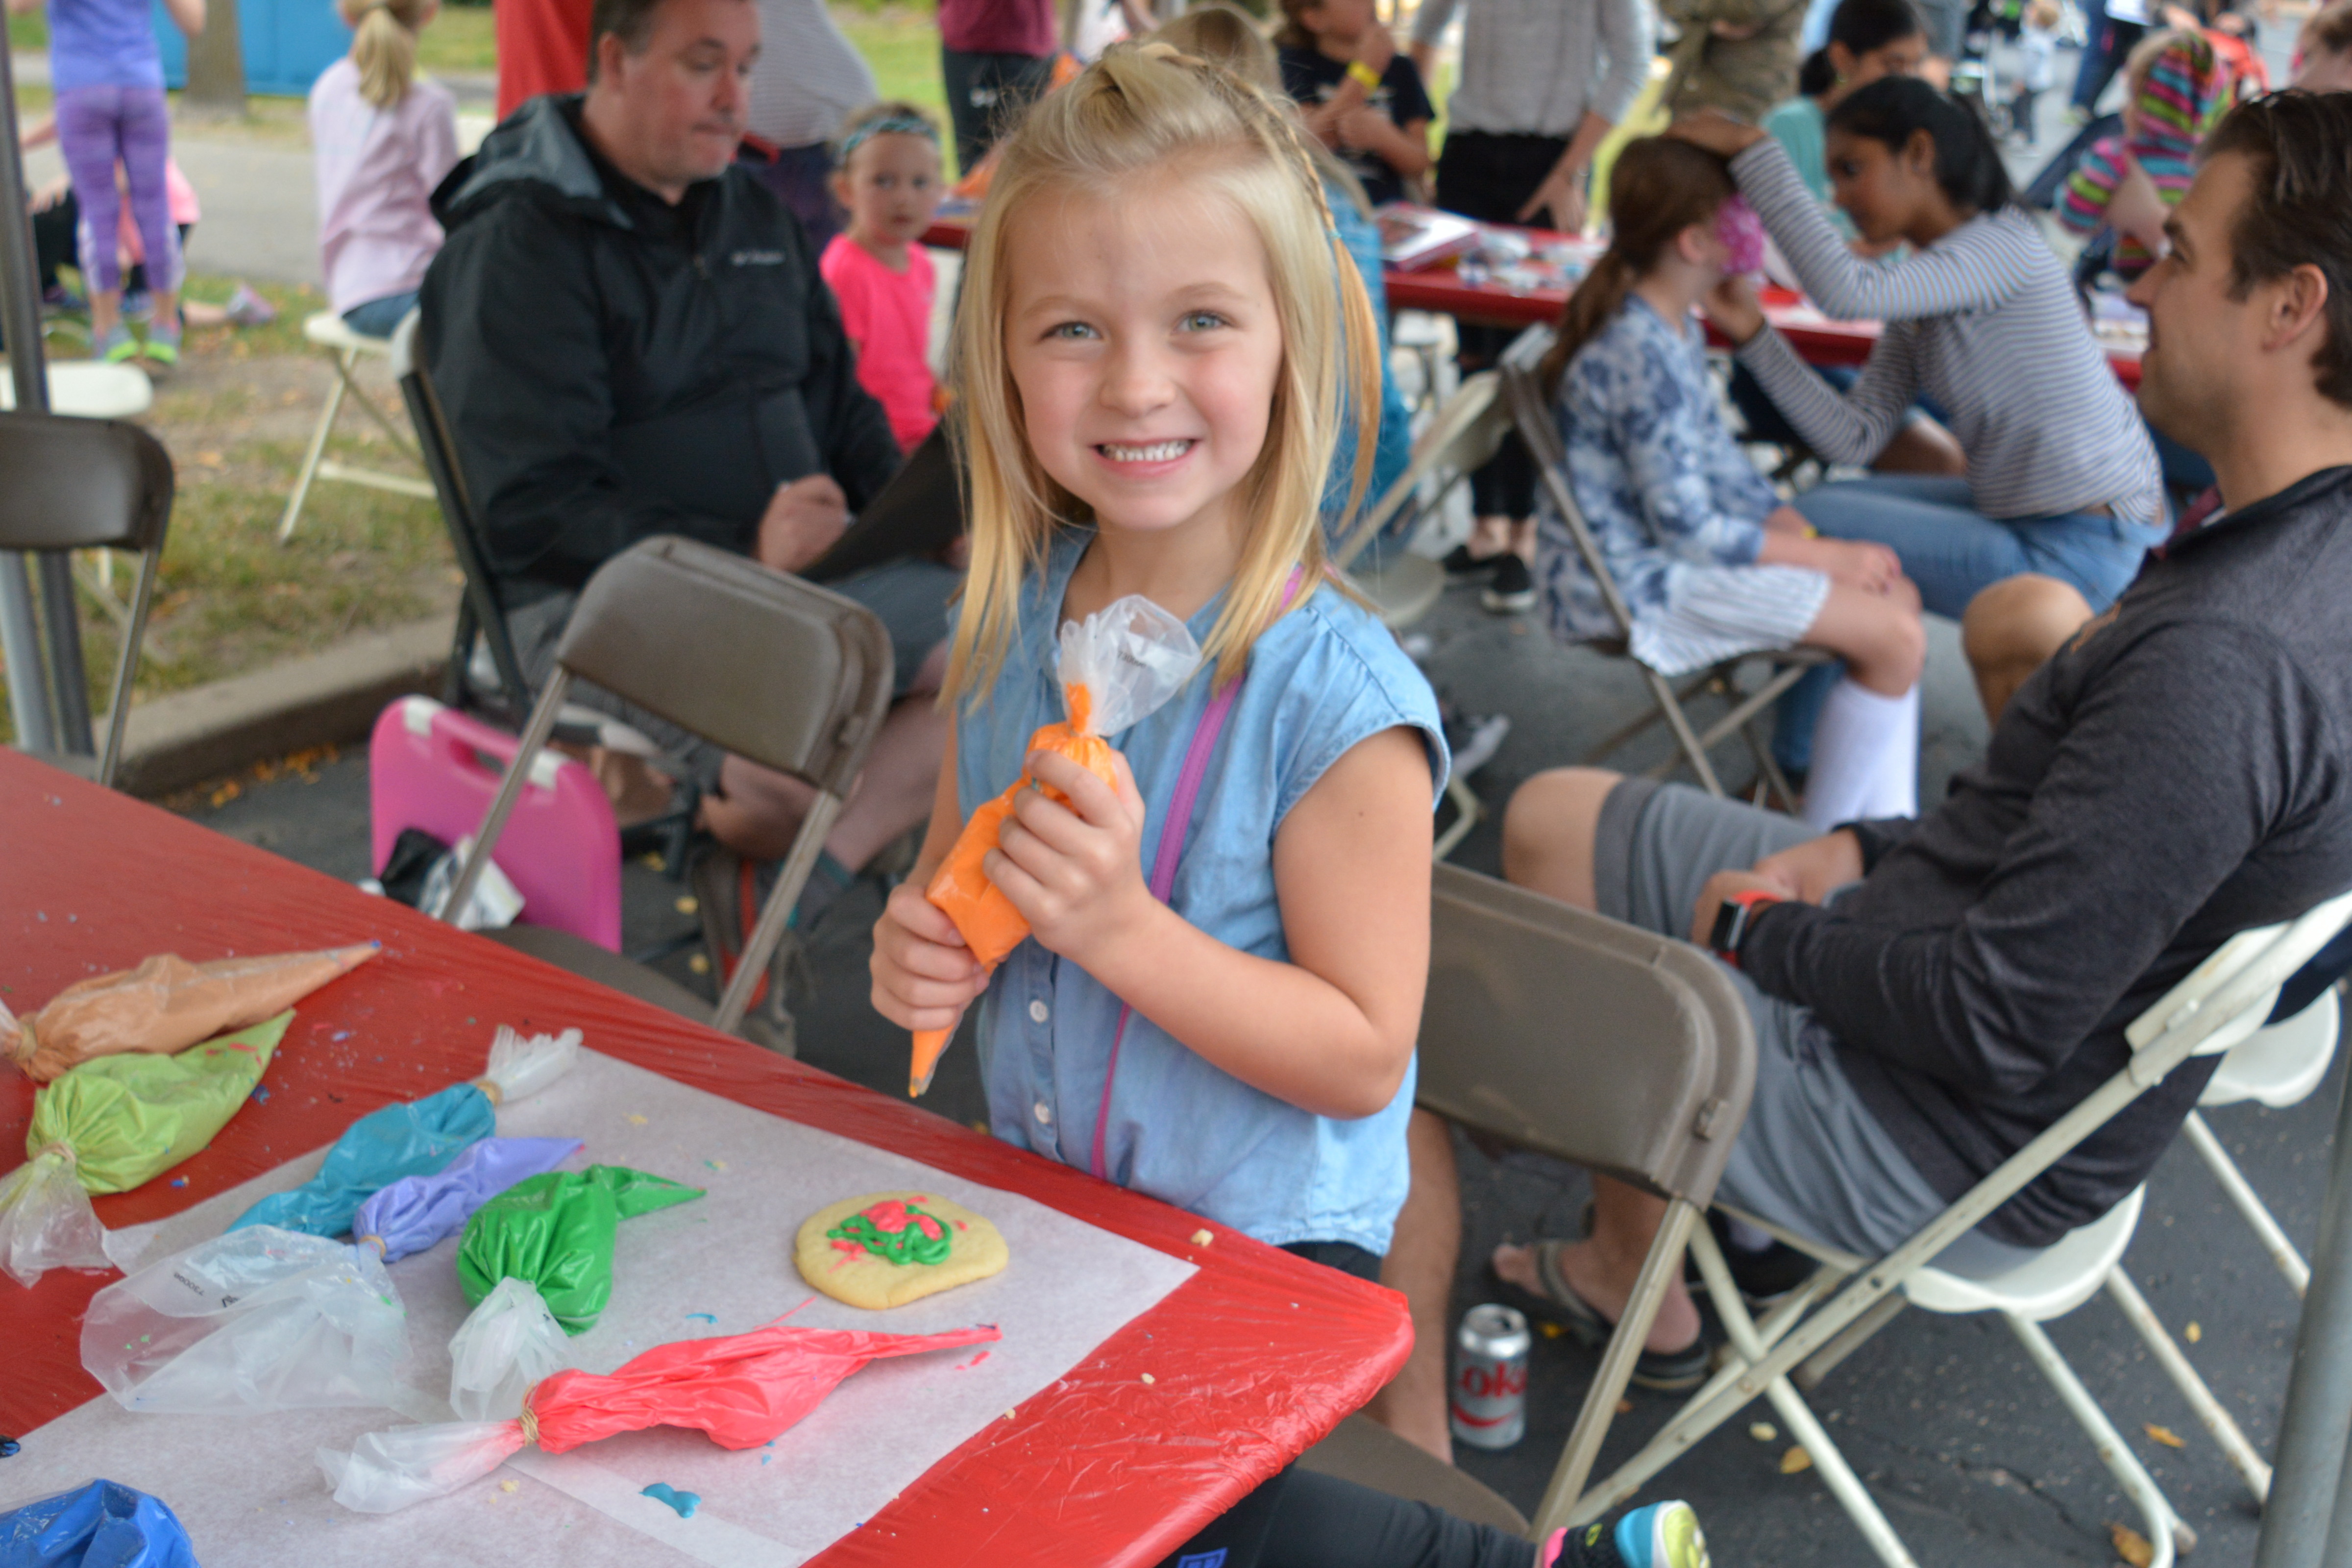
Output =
[
  {"x1": 308, "y1": 0, "x2": 459, "y2": 338},
  {"x1": 820, "y1": 102, "x2": 946, "y2": 458}
]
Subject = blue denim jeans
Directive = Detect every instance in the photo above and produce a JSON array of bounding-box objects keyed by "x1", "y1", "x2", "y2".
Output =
[
  {"x1": 1775, "y1": 476, "x2": 2164, "y2": 769},
  {"x1": 342, "y1": 290, "x2": 419, "y2": 339}
]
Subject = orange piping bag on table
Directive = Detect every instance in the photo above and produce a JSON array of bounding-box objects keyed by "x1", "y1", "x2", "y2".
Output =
[
  {"x1": 3, "y1": 943, "x2": 379, "y2": 1084},
  {"x1": 910, "y1": 595, "x2": 1203, "y2": 1096},
  {"x1": 318, "y1": 1311, "x2": 1004, "y2": 1512}
]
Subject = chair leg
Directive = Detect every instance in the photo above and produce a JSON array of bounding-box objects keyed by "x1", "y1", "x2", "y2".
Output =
[
  {"x1": 1690, "y1": 1224, "x2": 1921, "y2": 1568},
  {"x1": 1792, "y1": 1294, "x2": 1909, "y2": 1393},
  {"x1": 2104, "y1": 1268, "x2": 2274, "y2": 1505},
  {"x1": 2182, "y1": 1109, "x2": 2311, "y2": 1297},
  {"x1": 1532, "y1": 1200, "x2": 1700, "y2": 1541},
  {"x1": 1433, "y1": 775, "x2": 1482, "y2": 862},
  {"x1": 279, "y1": 350, "x2": 354, "y2": 543},
  {"x1": 1643, "y1": 667, "x2": 1726, "y2": 795},
  {"x1": 2004, "y1": 1312, "x2": 2191, "y2": 1567}
]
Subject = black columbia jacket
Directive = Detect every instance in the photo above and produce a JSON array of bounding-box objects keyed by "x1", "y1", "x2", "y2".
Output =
[{"x1": 418, "y1": 95, "x2": 901, "y2": 605}]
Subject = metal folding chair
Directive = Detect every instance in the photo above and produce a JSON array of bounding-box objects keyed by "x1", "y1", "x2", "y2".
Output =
[
  {"x1": 1332, "y1": 372, "x2": 1513, "y2": 859},
  {"x1": 1499, "y1": 329, "x2": 1830, "y2": 808},
  {"x1": 1556, "y1": 888, "x2": 2352, "y2": 1568},
  {"x1": 0, "y1": 409, "x2": 172, "y2": 787},
  {"x1": 278, "y1": 313, "x2": 436, "y2": 543},
  {"x1": 441, "y1": 535, "x2": 895, "y2": 1042},
  {"x1": 385, "y1": 311, "x2": 533, "y2": 722},
  {"x1": 1417, "y1": 863, "x2": 1758, "y2": 1541}
]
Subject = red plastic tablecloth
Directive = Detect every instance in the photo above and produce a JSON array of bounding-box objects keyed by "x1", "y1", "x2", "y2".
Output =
[
  {"x1": 0, "y1": 751, "x2": 1411, "y2": 1566},
  {"x1": 922, "y1": 216, "x2": 2145, "y2": 390}
]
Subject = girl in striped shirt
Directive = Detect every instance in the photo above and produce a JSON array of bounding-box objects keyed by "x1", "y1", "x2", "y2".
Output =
[
  {"x1": 1539, "y1": 136, "x2": 1926, "y2": 830},
  {"x1": 2057, "y1": 29, "x2": 2233, "y2": 279},
  {"x1": 1674, "y1": 78, "x2": 2165, "y2": 625}
]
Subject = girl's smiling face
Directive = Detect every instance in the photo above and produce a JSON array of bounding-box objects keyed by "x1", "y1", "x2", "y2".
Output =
[{"x1": 1004, "y1": 177, "x2": 1286, "y2": 544}]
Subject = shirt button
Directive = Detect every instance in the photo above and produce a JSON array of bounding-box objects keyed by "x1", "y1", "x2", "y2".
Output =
[
  {"x1": 1029, "y1": 999, "x2": 1050, "y2": 1024},
  {"x1": 1033, "y1": 1101, "x2": 1054, "y2": 1126}
]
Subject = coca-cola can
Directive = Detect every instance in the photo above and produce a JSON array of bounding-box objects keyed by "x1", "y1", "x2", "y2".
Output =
[{"x1": 1449, "y1": 1303, "x2": 1530, "y2": 1450}]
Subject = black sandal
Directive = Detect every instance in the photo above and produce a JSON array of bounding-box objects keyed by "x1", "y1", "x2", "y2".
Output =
[{"x1": 1486, "y1": 1240, "x2": 1711, "y2": 1393}]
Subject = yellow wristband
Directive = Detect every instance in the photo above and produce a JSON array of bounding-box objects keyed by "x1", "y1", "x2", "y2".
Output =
[
  {"x1": 1801, "y1": 523, "x2": 1819, "y2": 539},
  {"x1": 1347, "y1": 59, "x2": 1383, "y2": 90}
]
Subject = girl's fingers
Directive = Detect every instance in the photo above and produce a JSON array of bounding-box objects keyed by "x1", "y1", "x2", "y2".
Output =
[
  {"x1": 1025, "y1": 751, "x2": 1127, "y2": 828},
  {"x1": 981, "y1": 845, "x2": 1051, "y2": 915},
  {"x1": 1005, "y1": 778, "x2": 1093, "y2": 857},
  {"x1": 883, "y1": 882, "x2": 967, "y2": 948}
]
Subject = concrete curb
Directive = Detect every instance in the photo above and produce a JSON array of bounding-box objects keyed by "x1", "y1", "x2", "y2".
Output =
[{"x1": 110, "y1": 614, "x2": 452, "y2": 798}]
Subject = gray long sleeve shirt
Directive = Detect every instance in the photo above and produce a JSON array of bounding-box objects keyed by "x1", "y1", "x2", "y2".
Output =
[
  {"x1": 1412, "y1": 0, "x2": 1653, "y2": 137},
  {"x1": 1743, "y1": 466, "x2": 2352, "y2": 1247}
]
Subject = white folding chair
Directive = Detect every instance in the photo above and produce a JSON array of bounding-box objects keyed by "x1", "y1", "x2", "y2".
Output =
[
  {"x1": 2096, "y1": 982, "x2": 2342, "y2": 1507},
  {"x1": 278, "y1": 313, "x2": 435, "y2": 543},
  {"x1": 1545, "y1": 888, "x2": 2352, "y2": 1568},
  {"x1": 1500, "y1": 329, "x2": 1830, "y2": 809},
  {"x1": 1331, "y1": 372, "x2": 1512, "y2": 860}
]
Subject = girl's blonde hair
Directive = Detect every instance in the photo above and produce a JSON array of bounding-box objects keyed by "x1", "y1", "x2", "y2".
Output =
[
  {"x1": 944, "y1": 41, "x2": 1381, "y2": 699},
  {"x1": 1153, "y1": 3, "x2": 1374, "y2": 218},
  {"x1": 341, "y1": 0, "x2": 432, "y2": 109}
]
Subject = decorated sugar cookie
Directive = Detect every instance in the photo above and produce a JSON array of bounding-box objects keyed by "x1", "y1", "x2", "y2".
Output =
[{"x1": 795, "y1": 1191, "x2": 1009, "y2": 1309}]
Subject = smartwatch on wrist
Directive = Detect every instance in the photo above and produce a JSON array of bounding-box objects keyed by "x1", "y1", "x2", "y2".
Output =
[{"x1": 1708, "y1": 889, "x2": 1780, "y2": 968}]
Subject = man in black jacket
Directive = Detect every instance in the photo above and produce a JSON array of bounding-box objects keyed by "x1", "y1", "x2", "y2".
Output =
[
  {"x1": 419, "y1": 0, "x2": 952, "y2": 930},
  {"x1": 1367, "y1": 91, "x2": 2352, "y2": 1462}
]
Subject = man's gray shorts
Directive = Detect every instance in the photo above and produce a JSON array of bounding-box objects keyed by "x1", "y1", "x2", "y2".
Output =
[
  {"x1": 506, "y1": 556, "x2": 957, "y2": 792},
  {"x1": 1594, "y1": 776, "x2": 2035, "y2": 1275}
]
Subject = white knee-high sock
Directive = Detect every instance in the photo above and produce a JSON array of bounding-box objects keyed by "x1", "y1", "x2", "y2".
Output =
[{"x1": 1801, "y1": 679, "x2": 1920, "y2": 831}]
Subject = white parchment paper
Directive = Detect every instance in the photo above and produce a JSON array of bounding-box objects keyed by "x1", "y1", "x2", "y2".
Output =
[{"x1": 4, "y1": 1048, "x2": 1197, "y2": 1566}]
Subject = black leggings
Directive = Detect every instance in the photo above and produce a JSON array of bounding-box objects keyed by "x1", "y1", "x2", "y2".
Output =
[
  {"x1": 1435, "y1": 130, "x2": 1570, "y2": 522},
  {"x1": 1156, "y1": 1467, "x2": 1537, "y2": 1568}
]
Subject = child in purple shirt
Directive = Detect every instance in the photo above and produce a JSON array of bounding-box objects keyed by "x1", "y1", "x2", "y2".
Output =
[{"x1": 16, "y1": 0, "x2": 206, "y2": 366}]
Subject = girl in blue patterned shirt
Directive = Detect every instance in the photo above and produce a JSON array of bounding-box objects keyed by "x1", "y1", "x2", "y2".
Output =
[
  {"x1": 870, "y1": 45, "x2": 1705, "y2": 1568},
  {"x1": 1538, "y1": 136, "x2": 1927, "y2": 828}
]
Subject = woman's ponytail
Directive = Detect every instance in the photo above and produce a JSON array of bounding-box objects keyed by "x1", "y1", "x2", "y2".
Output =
[
  {"x1": 1797, "y1": 46, "x2": 1838, "y2": 98},
  {"x1": 345, "y1": 0, "x2": 426, "y2": 110}
]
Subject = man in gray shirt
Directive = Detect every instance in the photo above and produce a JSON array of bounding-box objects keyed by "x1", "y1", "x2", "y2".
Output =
[{"x1": 1368, "y1": 90, "x2": 2352, "y2": 1462}]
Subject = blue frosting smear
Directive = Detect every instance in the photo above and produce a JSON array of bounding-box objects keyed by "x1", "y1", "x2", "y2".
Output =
[{"x1": 640, "y1": 1483, "x2": 701, "y2": 1519}]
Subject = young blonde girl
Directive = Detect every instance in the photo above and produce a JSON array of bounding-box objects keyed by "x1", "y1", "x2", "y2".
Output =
[
  {"x1": 869, "y1": 43, "x2": 1702, "y2": 1568},
  {"x1": 307, "y1": 0, "x2": 459, "y2": 338}
]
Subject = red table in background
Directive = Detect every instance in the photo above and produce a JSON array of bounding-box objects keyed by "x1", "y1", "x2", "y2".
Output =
[
  {"x1": 924, "y1": 216, "x2": 2145, "y2": 391},
  {"x1": 0, "y1": 752, "x2": 1410, "y2": 1567}
]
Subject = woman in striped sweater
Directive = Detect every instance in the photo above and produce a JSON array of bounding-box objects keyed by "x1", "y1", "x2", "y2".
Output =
[{"x1": 1672, "y1": 79, "x2": 2166, "y2": 625}]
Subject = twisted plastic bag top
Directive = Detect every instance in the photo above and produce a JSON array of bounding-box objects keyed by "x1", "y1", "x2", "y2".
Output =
[
  {"x1": 1055, "y1": 594, "x2": 1202, "y2": 738},
  {"x1": 478, "y1": 1025, "x2": 582, "y2": 1105},
  {"x1": 448, "y1": 1275, "x2": 571, "y2": 1421}
]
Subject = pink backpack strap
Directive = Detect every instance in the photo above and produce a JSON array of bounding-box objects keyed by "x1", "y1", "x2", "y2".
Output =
[{"x1": 1090, "y1": 568, "x2": 1303, "y2": 1180}]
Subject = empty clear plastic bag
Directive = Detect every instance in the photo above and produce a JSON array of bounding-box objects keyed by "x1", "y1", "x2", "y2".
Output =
[
  {"x1": 0, "y1": 1148, "x2": 111, "y2": 1288},
  {"x1": 82, "y1": 1225, "x2": 412, "y2": 1413}
]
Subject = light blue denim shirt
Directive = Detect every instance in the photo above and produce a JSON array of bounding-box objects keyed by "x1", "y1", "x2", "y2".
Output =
[{"x1": 958, "y1": 530, "x2": 1449, "y2": 1255}]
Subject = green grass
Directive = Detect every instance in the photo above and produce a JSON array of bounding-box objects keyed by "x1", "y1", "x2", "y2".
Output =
[
  {"x1": 8, "y1": 10, "x2": 46, "y2": 50},
  {"x1": 838, "y1": 9, "x2": 952, "y2": 167},
  {"x1": 417, "y1": 4, "x2": 497, "y2": 78},
  {"x1": 0, "y1": 273, "x2": 460, "y2": 745}
]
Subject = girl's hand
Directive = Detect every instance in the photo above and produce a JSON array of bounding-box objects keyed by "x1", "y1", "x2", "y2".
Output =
[
  {"x1": 1668, "y1": 110, "x2": 1767, "y2": 158},
  {"x1": 1822, "y1": 538, "x2": 1904, "y2": 594},
  {"x1": 1701, "y1": 271, "x2": 1766, "y2": 343},
  {"x1": 986, "y1": 749, "x2": 1152, "y2": 968},
  {"x1": 870, "y1": 881, "x2": 989, "y2": 1033}
]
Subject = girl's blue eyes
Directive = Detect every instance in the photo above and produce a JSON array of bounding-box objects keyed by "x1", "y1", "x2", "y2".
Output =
[
  {"x1": 1042, "y1": 314, "x2": 1229, "y2": 341},
  {"x1": 1181, "y1": 311, "x2": 1228, "y2": 332}
]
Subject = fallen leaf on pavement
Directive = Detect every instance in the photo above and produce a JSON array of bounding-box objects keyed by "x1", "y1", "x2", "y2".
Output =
[
  {"x1": 1780, "y1": 1446, "x2": 1812, "y2": 1475},
  {"x1": 2185, "y1": 1321, "x2": 2202, "y2": 1343},
  {"x1": 2145, "y1": 1424, "x2": 2185, "y2": 1449},
  {"x1": 2111, "y1": 1521, "x2": 2154, "y2": 1567}
]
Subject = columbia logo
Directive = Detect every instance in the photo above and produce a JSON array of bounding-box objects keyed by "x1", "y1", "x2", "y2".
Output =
[{"x1": 731, "y1": 249, "x2": 786, "y2": 267}]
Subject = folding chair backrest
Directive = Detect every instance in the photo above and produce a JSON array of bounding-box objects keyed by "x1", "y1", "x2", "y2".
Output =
[
  {"x1": 0, "y1": 410, "x2": 174, "y2": 787},
  {"x1": 1332, "y1": 371, "x2": 1509, "y2": 571},
  {"x1": 389, "y1": 311, "x2": 532, "y2": 715},
  {"x1": 0, "y1": 409, "x2": 171, "y2": 554},
  {"x1": 1497, "y1": 337, "x2": 1645, "y2": 648},
  {"x1": 1421, "y1": 863, "x2": 1756, "y2": 1205},
  {"x1": 554, "y1": 537, "x2": 892, "y2": 797}
]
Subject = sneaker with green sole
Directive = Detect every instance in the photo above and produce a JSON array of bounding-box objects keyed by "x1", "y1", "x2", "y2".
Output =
[
  {"x1": 98, "y1": 324, "x2": 140, "y2": 364},
  {"x1": 143, "y1": 323, "x2": 181, "y2": 368}
]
